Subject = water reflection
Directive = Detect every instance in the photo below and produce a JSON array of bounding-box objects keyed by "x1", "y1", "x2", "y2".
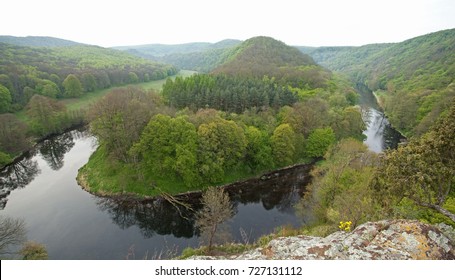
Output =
[
  {"x1": 0, "y1": 128, "x2": 89, "y2": 210},
  {"x1": 0, "y1": 158, "x2": 40, "y2": 209},
  {"x1": 95, "y1": 164, "x2": 312, "y2": 241},
  {"x1": 358, "y1": 84, "x2": 404, "y2": 152},
  {"x1": 95, "y1": 197, "x2": 196, "y2": 238},
  {"x1": 39, "y1": 133, "x2": 75, "y2": 170}
]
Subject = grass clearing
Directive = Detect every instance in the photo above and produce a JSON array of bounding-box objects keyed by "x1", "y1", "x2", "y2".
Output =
[{"x1": 15, "y1": 70, "x2": 197, "y2": 122}]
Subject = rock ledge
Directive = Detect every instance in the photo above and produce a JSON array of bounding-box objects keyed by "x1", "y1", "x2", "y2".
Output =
[{"x1": 189, "y1": 220, "x2": 455, "y2": 260}]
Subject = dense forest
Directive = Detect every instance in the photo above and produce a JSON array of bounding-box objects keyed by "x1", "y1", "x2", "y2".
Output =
[
  {"x1": 116, "y1": 39, "x2": 241, "y2": 73},
  {"x1": 79, "y1": 37, "x2": 365, "y2": 196},
  {"x1": 0, "y1": 43, "x2": 177, "y2": 111},
  {"x1": 0, "y1": 41, "x2": 178, "y2": 166},
  {"x1": 302, "y1": 29, "x2": 455, "y2": 137}
]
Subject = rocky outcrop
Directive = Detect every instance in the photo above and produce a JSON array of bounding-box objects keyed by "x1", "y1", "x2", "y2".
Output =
[{"x1": 189, "y1": 220, "x2": 455, "y2": 260}]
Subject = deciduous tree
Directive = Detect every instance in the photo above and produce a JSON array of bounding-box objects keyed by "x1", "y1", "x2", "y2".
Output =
[
  {"x1": 374, "y1": 101, "x2": 455, "y2": 222},
  {"x1": 26, "y1": 94, "x2": 66, "y2": 136},
  {"x1": 0, "y1": 216, "x2": 27, "y2": 257},
  {"x1": 271, "y1": 123, "x2": 296, "y2": 167},
  {"x1": 0, "y1": 114, "x2": 30, "y2": 155},
  {"x1": 0, "y1": 84, "x2": 12, "y2": 113},
  {"x1": 305, "y1": 127, "x2": 336, "y2": 158},
  {"x1": 132, "y1": 114, "x2": 200, "y2": 187},
  {"x1": 62, "y1": 74, "x2": 83, "y2": 97},
  {"x1": 195, "y1": 187, "x2": 233, "y2": 252}
]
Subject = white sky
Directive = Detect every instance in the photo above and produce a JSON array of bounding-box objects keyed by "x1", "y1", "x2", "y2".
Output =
[{"x1": 1, "y1": 0, "x2": 454, "y2": 47}]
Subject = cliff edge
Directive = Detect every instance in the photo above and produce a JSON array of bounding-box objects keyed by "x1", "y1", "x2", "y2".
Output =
[{"x1": 189, "y1": 220, "x2": 455, "y2": 260}]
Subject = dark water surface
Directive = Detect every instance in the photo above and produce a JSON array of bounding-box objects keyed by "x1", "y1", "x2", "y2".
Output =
[{"x1": 0, "y1": 128, "x2": 311, "y2": 259}]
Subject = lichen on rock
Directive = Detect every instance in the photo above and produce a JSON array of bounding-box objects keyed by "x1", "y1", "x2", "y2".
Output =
[{"x1": 188, "y1": 220, "x2": 455, "y2": 260}]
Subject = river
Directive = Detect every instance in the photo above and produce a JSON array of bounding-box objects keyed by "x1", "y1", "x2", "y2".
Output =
[
  {"x1": 0, "y1": 128, "x2": 312, "y2": 259},
  {"x1": 358, "y1": 85, "x2": 404, "y2": 152},
  {"x1": 0, "y1": 88, "x2": 402, "y2": 259}
]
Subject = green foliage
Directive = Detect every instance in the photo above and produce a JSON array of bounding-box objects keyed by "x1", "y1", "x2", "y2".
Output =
[
  {"x1": 81, "y1": 70, "x2": 366, "y2": 197},
  {"x1": 310, "y1": 29, "x2": 455, "y2": 136},
  {"x1": 80, "y1": 73, "x2": 97, "y2": 92},
  {"x1": 297, "y1": 138, "x2": 381, "y2": 228},
  {"x1": 132, "y1": 114, "x2": 200, "y2": 187},
  {"x1": 212, "y1": 36, "x2": 331, "y2": 88},
  {"x1": 121, "y1": 39, "x2": 242, "y2": 73},
  {"x1": 128, "y1": 72, "x2": 139, "y2": 83},
  {"x1": 331, "y1": 106, "x2": 366, "y2": 141},
  {"x1": 0, "y1": 42, "x2": 177, "y2": 110},
  {"x1": 162, "y1": 74, "x2": 297, "y2": 113},
  {"x1": 271, "y1": 123, "x2": 296, "y2": 167},
  {"x1": 62, "y1": 74, "x2": 83, "y2": 97},
  {"x1": 305, "y1": 127, "x2": 336, "y2": 158},
  {"x1": 0, "y1": 150, "x2": 11, "y2": 166},
  {"x1": 76, "y1": 37, "x2": 367, "y2": 198},
  {"x1": 244, "y1": 126, "x2": 274, "y2": 172},
  {"x1": 197, "y1": 118, "x2": 247, "y2": 183},
  {"x1": 26, "y1": 95, "x2": 66, "y2": 136},
  {"x1": 0, "y1": 114, "x2": 30, "y2": 156},
  {"x1": 0, "y1": 84, "x2": 12, "y2": 113},
  {"x1": 35, "y1": 79, "x2": 60, "y2": 98},
  {"x1": 88, "y1": 87, "x2": 161, "y2": 161},
  {"x1": 373, "y1": 100, "x2": 455, "y2": 222}
]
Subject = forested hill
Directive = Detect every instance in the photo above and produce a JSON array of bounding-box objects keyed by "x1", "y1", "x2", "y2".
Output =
[
  {"x1": 300, "y1": 29, "x2": 455, "y2": 136},
  {"x1": 115, "y1": 39, "x2": 242, "y2": 73},
  {"x1": 115, "y1": 39, "x2": 241, "y2": 57},
  {"x1": 0, "y1": 43, "x2": 178, "y2": 111},
  {"x1": 298, "y1": 44, "x2": 391, "y2": 72},
  {"x1": 212, "y1": 36, "x2": 331, "y2": 88},
  {"x1": 0, "y1": 35, "x2": 83, "y2": 47}
]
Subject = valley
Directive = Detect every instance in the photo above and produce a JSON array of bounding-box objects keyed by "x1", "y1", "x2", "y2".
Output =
[{"x1": 0, "y1": 29, "x2": 454, "y2": 260}]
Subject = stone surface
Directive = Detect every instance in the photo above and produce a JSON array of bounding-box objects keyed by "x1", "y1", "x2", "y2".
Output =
[{"x1": 188, "y1": 220, "x2": 455, "y2": 260}]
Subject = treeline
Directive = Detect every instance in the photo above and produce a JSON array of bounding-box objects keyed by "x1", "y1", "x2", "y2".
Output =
[
  {"x1": 0, "y1": 43, "x2": 178, "y2": 112},
  {"x1": 162, "y1": 74, "x2": 298, "y2": 113},
  {"x1": 80, "y1": 78, "x2": 365, "y2": 195}
]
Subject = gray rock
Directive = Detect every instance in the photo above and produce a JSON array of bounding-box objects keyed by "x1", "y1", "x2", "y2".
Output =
[{"x1": 187, "y1": 220, "x2": 455, "y2": 260}]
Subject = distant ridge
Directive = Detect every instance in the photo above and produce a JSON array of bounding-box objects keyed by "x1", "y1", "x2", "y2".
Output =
[
  {"x1": 113, "y1": 39, "x2": 242, "y2": 57},
  {"x1": 0, "y1": 35, "x2": 84, "y2": 47}
]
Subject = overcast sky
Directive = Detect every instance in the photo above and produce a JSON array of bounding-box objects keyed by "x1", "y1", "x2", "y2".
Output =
[{"x1": 1, "y1": 0, "x2": 454, "y2": 47}]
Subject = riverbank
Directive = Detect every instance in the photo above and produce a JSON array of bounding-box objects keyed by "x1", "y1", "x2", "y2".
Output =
[
  {"x1": 372, "y1": 90, "x2": 410, "y2": 139},
  {"x1": 77, "y1": 142, "x2": 315, "y2": 201}
]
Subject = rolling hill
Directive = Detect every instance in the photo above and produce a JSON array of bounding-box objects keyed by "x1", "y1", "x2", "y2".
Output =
[
  {"x1": 212, "y1": 36, "x2": 331, "y2": 88},
  {"x1": 0, "y1": 35, "x2": 84, "y2": 47},
  {"x1": 115, "y1": 39, "x2": 242, "y2": 73}
]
